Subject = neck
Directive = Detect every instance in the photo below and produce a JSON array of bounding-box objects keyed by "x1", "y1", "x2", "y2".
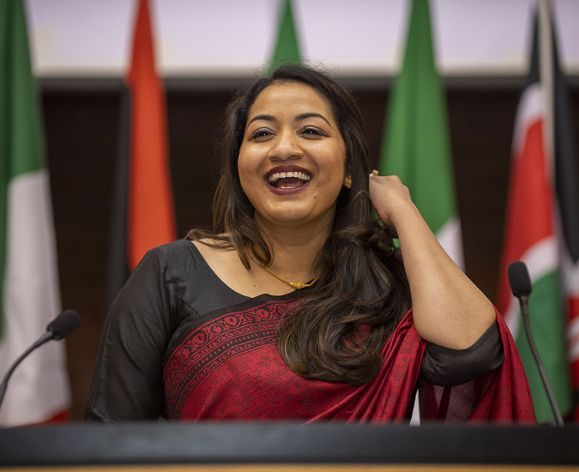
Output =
[{"x1": 253, "y1": 213, "x2": 333, "y2": 281}]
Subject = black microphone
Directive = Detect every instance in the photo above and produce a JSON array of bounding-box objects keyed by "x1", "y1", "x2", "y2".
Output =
[
  {"x1": 507, "y1": 261, "x2": 533, "y2": 298},
  {"x1": 45, "y1": 309, "x2": 81, "y2": 340},
  {"x1": 0, "y1": 310, "x2": 80, "y2": 414},
  {"x1": 507, "y1": 261, "x2": 564, "y2": 426}
]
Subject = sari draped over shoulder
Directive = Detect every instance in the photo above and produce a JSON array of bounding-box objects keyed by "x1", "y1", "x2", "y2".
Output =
[
  {"x1": 86, "y1": 241, "x2": 536, "y2": 423},
  {"x1": 163, "y1": 297, "x2": 534, "y2": 423}
]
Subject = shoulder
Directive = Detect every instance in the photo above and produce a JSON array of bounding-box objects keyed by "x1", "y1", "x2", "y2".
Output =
[
  {"x1": 136, "y1": 240, "x2": 198, "y2": 271},
  {"x1": 146, "y1": 239, "x2": 196, "y2": 260},
  {"x1": 125, "y1": 240, "x2": 204, "y2": 293}
]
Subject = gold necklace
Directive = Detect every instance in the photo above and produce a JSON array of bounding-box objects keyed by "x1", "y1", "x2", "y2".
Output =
[{"x1": 262, "y1": 265, "x2": 319, "y2": 290}]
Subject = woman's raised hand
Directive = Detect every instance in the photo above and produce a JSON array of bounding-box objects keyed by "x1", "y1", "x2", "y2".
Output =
[{"x1": 368, "y1": 172, "x2": 416, "y2": 229}]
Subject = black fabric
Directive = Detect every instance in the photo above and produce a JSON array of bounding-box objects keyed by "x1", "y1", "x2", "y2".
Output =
[
  {"x1": 422, "y1": 322, "x2": 503, "y2": 387},
  {"x1": 86, "y1": 239, "x2": 503, "y2": 421}
]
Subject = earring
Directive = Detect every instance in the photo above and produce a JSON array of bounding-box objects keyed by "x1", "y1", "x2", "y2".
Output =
[{"x1": 344, "y1": 175, "x2": 352, "y2": 189}]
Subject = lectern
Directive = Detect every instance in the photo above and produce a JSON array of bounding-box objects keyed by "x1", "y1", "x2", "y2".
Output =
[{"x1": 1, "y1": 423, "x2": 578, "y2": 471}]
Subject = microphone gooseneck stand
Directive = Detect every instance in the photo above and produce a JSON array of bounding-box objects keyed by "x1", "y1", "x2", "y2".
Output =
[
  {"x1": 0, "y1": 310, "x2": 80, "y2": 415},
  {"x1": 508, "y1": 261, "x2": 564, "y2": 427}
]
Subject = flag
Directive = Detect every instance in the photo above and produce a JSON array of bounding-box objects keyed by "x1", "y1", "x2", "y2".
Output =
[
  {"x1": 268, "y1": 0, "x2": 301, "y2": 72},
  {"x1": 0, "y1": 0, "x2": 69, "y2": 425},
  {"x1": 497, "y1": 0, "x2": 576, "y2": 423},
  {"x1": 106, "y1": 0, "x2": 176, "y2": 306},
  {"x1": 378, "y1": 0, "x2": 463, "y2": 268}
]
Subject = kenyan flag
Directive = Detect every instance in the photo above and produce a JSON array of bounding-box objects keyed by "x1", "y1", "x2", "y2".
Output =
[{"x1": 498, "y1": 1, "x2": 578, "y2": 423}]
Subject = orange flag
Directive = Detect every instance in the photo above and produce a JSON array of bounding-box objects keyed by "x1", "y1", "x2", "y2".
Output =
[
  {"x1": 127, "y1": 0, "x2": 175, "y2": 269},
  {"x1": 106, "y1": 0, "x2": 175, "y2": 306}
]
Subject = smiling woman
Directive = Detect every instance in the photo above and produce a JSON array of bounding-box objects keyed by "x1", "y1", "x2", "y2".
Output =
[{"x1": 86, "y1": 65, "x2": 535, "y2": 423}]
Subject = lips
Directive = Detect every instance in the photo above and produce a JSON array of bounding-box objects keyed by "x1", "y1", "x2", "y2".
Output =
[{"x1": 264, "y1": 165, "x2": 313, "y2": 191}]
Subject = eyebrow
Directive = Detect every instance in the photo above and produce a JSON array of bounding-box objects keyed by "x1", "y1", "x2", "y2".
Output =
[
  {"x1": 247, "y1": 112, "x2": 333, "y2": 128},
  {"x1": 297, "y1": 112, "x2": 332, "y2": 127}
]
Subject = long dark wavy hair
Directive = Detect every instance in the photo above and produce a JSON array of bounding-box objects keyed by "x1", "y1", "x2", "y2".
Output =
[{"x1": 188, "y1": 64, "x2": 410, "y2": 385}]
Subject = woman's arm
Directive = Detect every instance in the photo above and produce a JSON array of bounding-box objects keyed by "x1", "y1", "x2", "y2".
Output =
[{"x1": 369, "y1": 174, "x2": 495, "y2": 349}]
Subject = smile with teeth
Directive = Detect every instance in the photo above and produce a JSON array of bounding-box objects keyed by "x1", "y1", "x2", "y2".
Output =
[{"x1": 267, "y1": 171, "x2": 312, "y2": 189}]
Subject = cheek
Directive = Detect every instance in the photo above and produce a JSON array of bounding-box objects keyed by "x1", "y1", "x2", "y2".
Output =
[
  {"x1": 238, "y1": 169, "x2": 255, "y2": 199},
  {"x1": 237, "y1": 162, "x2": 264, "y2": 208},
  {"x1": 237, "y1": 145, "x2": 263, "y2": 177},
  {"x1": 237, "y1": 152, "x2": 256, "y2": 189},
  {"x1": 323, "y1": 145, "x2": 346, "y2": 182}
]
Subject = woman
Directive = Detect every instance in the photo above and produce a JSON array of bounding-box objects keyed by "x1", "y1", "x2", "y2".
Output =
[{"x1": 86, "y1": 65, "x2": 534, "y2": 422}]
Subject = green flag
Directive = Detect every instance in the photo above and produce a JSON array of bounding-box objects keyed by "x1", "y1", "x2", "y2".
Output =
[
  {"x1": 379, "y1": 0, "x2": 462, "y2": 267},
  {"x1": 269, "y1": 0, "x2": 301, "y2": 72},
  {"x1": 0, "y1": 0, "x2": 69, "y2": 425}
]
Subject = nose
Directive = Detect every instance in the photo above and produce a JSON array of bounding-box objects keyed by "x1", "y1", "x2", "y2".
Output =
[{"x1": 268, "y1": 129, "x2": 304, "y2": 161}]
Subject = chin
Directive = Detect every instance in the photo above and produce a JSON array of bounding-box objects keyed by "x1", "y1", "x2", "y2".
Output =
[
  {"x1": 258, "y1": 204, "x2": 335, "y2": 229},
  {"x1": 265, "y1": 211, "x2": 313, "y2": 227}
]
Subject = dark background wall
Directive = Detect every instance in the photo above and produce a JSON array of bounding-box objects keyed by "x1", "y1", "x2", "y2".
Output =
[{"x1": 41, "y1": 78, "x2": 579, "y2": 420}]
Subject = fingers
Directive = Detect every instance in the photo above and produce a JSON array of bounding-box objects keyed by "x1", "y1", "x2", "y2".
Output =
[
  {"x1": 368, "y1": 173, "x2": 412, "y2": 211},
  {"x1": 368, "y1": 172, "x2": 405, "y2": 189}
]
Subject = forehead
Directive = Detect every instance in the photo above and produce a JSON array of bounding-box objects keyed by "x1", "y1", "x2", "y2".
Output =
[{"x1": 248, "y1": 81, "x2": 335, "y2": 120}]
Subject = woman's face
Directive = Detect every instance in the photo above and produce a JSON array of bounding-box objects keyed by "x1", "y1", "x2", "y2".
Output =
[{"x1": 238, "y1": 81, "x2": 346, "y2": 229}]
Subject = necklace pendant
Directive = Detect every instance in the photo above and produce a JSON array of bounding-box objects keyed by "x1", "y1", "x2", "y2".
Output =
[{"x1": 261, "y1": 264, "x2": 317, "y2": 290}]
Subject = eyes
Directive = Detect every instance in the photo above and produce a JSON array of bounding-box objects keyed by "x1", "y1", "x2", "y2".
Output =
[{"x1": 249, "y1": 126, "x2": 327, "y2": 141}]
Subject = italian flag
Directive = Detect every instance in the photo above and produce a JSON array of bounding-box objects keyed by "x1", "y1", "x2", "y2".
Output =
[
  {"x1": 268, "y1": 0, "x2": 301, "y2": 72},
  {"x1": 0, "y1": 0, "x2": 69, "y2": 425},
  {"x1": 105, "y1": 0, "x2": 176, "y2": 306},
  {"x1": 379, "y1": 0, "x2": 463, "y2": 268},
  {"x1": 497, "y1": 0, "x2": 576, "y2": 423}
]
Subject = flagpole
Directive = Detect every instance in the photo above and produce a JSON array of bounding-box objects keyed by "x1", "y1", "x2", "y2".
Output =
[{"x1": 538, "y1": 0, "x2": 554, "y2": 176}]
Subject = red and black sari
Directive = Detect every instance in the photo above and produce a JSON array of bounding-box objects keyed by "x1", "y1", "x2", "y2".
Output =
[{"x1": 86, "y1": 240, "x2": 535, "y2": 423}]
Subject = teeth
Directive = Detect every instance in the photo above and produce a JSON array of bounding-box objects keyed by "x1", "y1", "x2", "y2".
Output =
[{"x1": 267, "y1": 171, "x2": 311, "y2": 184}]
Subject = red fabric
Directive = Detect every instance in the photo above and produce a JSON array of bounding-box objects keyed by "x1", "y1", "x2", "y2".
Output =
[
  {"x1": 44, "y1": 409, "x2": 69, "y2": 423},
  {"x1": 19, "y1": 409, "x2": 69, "y2": 427},
  {"x1": 163, "y1": 300, "x2": 535, "y2": 423}
]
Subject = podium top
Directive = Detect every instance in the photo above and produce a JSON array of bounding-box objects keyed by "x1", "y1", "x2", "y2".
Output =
[{"x1": 1, "y1": 422, "x2": 578, "y2": 467}]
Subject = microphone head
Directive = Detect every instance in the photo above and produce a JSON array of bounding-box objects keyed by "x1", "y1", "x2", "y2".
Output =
[
  {"x1": 46, "y1": 310, "x2": 80, "y2": 340},
  {"x1": 508, "y1": 261, "x2": 533, "y2": 298}
]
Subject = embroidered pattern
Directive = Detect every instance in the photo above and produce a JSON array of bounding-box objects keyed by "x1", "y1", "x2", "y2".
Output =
[{"x1": 163, "y1": 298, "x2": 298, "y2": 418}]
